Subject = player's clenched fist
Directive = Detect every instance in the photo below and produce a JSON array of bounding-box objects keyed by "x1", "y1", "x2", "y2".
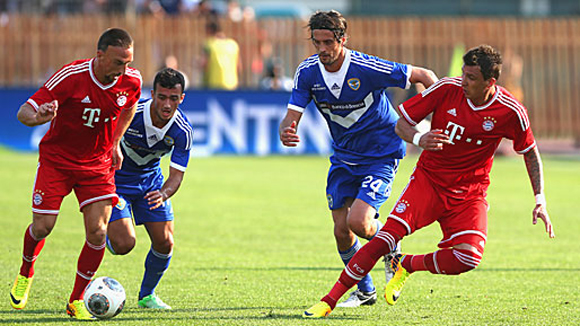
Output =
[
  {"x1": 37, "y1": 100, "x2": 58, "y2": 124},
  {"x1": 280, "y1": 120, "x2": 300, "y2": 147}
]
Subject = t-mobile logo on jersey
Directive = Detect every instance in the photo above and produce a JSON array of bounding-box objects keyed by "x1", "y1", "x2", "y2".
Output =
[
  {"x1": 82, "y1": 108, "x2": 101, "y2": 128},
  {"x1": 444, "y1": 121, "x2": 465, "y2": 145}
]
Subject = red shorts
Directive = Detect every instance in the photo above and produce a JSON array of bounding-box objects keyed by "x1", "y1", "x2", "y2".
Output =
[
  {"x1": 31, "y1": 162, "x2": 118, "y2": 215},
  {"x1": 385, "y1": 167, "x2": 488, "y2": 252}
]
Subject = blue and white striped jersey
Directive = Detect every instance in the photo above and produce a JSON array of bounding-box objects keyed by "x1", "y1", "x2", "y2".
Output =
[
  {"x1": 116, "y1": 98, "x2": 194, "y2": 178},
  {"x1": 289, "y1": 48, "x2": 410, "y2": 164}
]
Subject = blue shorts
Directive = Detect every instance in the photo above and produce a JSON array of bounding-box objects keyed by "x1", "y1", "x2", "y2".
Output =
[
  {"x1": 326, "y1": 156, "x2": 399, "y2": 213},
  {"x1": 110, "y1": 171, "x2": 174, "y2": 225}
]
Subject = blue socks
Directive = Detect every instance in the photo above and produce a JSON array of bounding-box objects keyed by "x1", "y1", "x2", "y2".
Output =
[{"x1": 139, "y1": 247, "x2": 172, "y2": 299}]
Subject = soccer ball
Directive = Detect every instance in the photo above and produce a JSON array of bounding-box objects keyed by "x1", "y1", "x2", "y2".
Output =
[{"x1": 83, "y1": 276, "x2": 126, "y2": 319}]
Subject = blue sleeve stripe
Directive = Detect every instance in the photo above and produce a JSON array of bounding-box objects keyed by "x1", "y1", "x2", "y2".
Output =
[{"x1": 351, "y1": 56, "x2": 394, "y2": 74}]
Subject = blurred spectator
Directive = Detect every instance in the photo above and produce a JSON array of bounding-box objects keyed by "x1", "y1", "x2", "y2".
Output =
[
  {"x1": 163, "y1": 54, "x2": 190, "y2": 89},
  {"x1": 192, "y1": 0, "x2": 218, "y2": 18},
  {"x1": 201, "y1": 18, "x2": 240, "y2": 90},
  {"x1": 260, "y1": 58, "x2": 293, "y2": 91}
]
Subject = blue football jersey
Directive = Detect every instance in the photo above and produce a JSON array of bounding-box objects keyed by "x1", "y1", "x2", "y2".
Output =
[
  {"x1": 116, "y1": 98, "x2": 194, "y2": 179},
  {"x1": 289, "y1": 49, "x2": 409, "y2": 164}
]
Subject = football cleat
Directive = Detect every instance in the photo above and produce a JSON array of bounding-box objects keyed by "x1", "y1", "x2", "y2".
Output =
[
  {"x1": 67, "y1": 300, "x2": 96, "y2": 320},
  {"x1": 10, "y1": 274, "x2": 33, "y2": 310},
  {"x1": 138, "y1": 294, "x2": 172, "y2": 309},
  {"x1": 384, "y1": 244, "x2": 401, "y2": 283},
  {"x1": 384, "y1": 254, "x2": 411, "y2": 305},
  {"x1": 303, "y1": 301, "x2": 332, "y2": 318},
  {"x1": 336, "y1": 289, "x2": 377, "y2": 307}
]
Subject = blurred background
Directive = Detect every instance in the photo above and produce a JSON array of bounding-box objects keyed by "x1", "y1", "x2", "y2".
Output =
[{"x1": 1, "y1": 0, "x2": 579, "y2": 155}]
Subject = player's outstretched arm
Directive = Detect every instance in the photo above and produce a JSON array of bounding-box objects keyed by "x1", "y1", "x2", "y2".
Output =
[
  {"x1": 279, "y1": 109, "x2": 302, "y2": 147},
  {"x1": 409, "y1": 67, "x2": 439, "y2": 89},
  {"x1": 17, "y1": 101, "x2": 58, "y2": 127},
  {"x1": 145, "y1": 167, "x2": 184, "y2": 210},
  {"x1": 523, "y1": 147, "x2": 555, "y2": 238}
]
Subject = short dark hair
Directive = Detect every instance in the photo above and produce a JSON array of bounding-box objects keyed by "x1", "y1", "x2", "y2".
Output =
[
  {"x1": 153, "y1": 68, "x2": 186, "y2": 93},
  {"x1": 463, "y1": 44, "x2": 502, "y2": 81},
  {"x1": 308, "y1": 10, "x2": 347, "y2": 41},
  {"x1": 97, "y1": 28, "x2": 133, "y2": 52}
]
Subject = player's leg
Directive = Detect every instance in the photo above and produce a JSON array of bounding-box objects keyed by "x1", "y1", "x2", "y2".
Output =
[
  {"x1": 67, "y1": 170, "x2": 117, "y2": 320},
  {"x1": 106, "y1": 196, "x2": 137, "y2": 255},
  {"x1": 327, "y1": 162, "x2": 377, "y2": 307},
  {"x1": 138, "y1": 220, "x2": 174, "y2": 309},
  {"x1": 11, "y1": 162, "x2": 67, "y2": 310},
  {"x1": 349, "y1": 158, "x2": 401, "y2": 284},
  {"x1": 399, "y1": 197, "x2": 488, "y2": 276},
  {"x1": 384, "y1": 180, "x2": 485, "y2": 306},
  {"x1": 304, "y1": 228, "x2": 402, "y2": 317},
  {"x1": 334, "y1": 199, "x2": 379, "y2": 307},
  {"x1": 65, "y1": 199, "x2": 112, "y2": 320}
]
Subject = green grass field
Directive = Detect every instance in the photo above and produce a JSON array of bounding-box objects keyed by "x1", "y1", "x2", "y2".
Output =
[{"x1": 0, "y1": 149, "x2": 578, "y2": 325}]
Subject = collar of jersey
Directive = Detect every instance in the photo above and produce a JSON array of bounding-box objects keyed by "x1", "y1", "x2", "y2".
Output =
[
  {"x1": 89, "y1": 58, "x2": 120, "y2": 90},
  {"x1": 143, "y1": 99, "x2": 177, "y2": 147},
  {"x1": 317, "y1": 48, "x2": 352, "y2": 99},
  {"x1": 467, "y1": 85, "x2": 499, "y2": 111}
]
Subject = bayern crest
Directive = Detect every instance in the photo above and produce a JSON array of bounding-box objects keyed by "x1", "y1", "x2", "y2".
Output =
[
  {"x1": 395, "y1": 200, "x2": 410, "y2": 213},
  {"x1": 116, "y1": 91, "x2": 129, "y2": 107},
  {"x1": 482, "y1": 116, "x2": 497, "y2": 131}
]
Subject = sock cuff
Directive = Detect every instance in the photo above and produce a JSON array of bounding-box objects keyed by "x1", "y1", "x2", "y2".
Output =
[{"x1": 150, "y1": 247, "x2": 172, "y2": 259}]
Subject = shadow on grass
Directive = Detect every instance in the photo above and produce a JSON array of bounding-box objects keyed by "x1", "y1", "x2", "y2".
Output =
[
  {"x1": 0, "y1": 306, "x2": 362, "y2": 323},
  {"x1": 194, "y1": 266, "x2": 580, "y2": 273}
]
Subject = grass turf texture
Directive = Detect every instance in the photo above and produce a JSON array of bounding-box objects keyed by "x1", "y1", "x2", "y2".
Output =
[{"x1": 0, "y1": 150, "x2": 578, "y2": 325}]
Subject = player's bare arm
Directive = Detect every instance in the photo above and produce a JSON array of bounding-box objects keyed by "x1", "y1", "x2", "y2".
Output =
[
  {"x1": 395, "y1": 118, "x2": 451, "y2": 151},
  {"x1": 145, "y1": 167, "x2": 184, "y2": 210},
  {"x1": 111, "y1": 103, "x2": 137, "y2": 170},
  {"x1": 523, "y1": 147, "x2": 555, "y2": 238},
  {"x1": 279, "y1": 109, "x2": 303, "y2": 147},
  {"x1": 409, "y1": 67, "x2": 438, "y2": 89},
  {"x1": 17, "y1": 100, "x2": 58, "y2": 127}
]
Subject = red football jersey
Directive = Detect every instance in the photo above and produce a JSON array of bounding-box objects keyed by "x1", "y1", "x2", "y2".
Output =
[
  {"x1": 27, "y1": 58, "x2": 142, "y2": 170},
  {"x1": 398, "y1": 77, "x2": 536, "y2": 195}
]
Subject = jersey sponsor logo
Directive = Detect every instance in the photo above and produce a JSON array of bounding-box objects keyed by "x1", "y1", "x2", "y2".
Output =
[
  {"x1": 331, "y1": 83, "x2": 340, "y2": 90},
  {"x1": 33, "y1": 190, "x2": 44, "y2": 206},
  {"x1": 444, "y1": 121, "x2": 465, "y2": 145},
  {"x1": 163, "y1": 135, "x2": 175, "y2": 146},
  {"x1": 395, "y1": 199, "x2": 409, "y2": 213},
  {"x1": 311, "y1": 83, "x2": 326, "y2": 91},
  {"x1": 82, "y1": 108, "x2": 101, "y2": 128},
  {"x1": 81, "y1": 95, "x2": 91, "y2": 104},
  {"x1": 126, "y1": 128, "x2": 143, "y2": 138},
  {"x1": 116, "y1": 91, "x2": 129, "y2": 107},
  {"x1": 447, "y1": 108, "x2": 457, "y2": 116},
  {"x1": 347, "y1": 78, "x2": 360, "y2": 91},
  {"x1": 482, "y1": 116, "x2": 497, "y2": 131}
]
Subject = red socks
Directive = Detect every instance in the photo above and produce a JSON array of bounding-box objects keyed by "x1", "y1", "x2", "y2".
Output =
[
  {"x1": 69, "y1": 240, "x2": 105, "y2": 302},
  {"x1": 19, "y1": 224, "x2": 46, "y2": 278}
]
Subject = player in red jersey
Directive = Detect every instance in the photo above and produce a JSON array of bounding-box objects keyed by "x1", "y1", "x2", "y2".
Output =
[
  {"x1": 10, "y1": 28, "x2": 142, "y2": 320},
  {"x1": 303, "y1": 44, "x2": 555, "y2": 318}
]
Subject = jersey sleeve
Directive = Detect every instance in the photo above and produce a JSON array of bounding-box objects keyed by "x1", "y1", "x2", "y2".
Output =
[
  {"x1": 27, "y1": 68, "x2": 74, "y2": 110},
  {"x1": 506, "y1": 106, "x2": 536, "y2": 154},
  {"x1": 124, "y1": 68, "x2": 143, "y2": 109},
  {"x1": 353, "y1": 52, "x2": 411, "y2": 90},
  {"x1": 398, "y1": 78, "x2": 449, "y2": 126},
  {"x1": 287, "y1": 64, "x2": 312, "y2": 113},
  {"x1": 169, "y1": 114, "x2": 194, "y2": 172}
]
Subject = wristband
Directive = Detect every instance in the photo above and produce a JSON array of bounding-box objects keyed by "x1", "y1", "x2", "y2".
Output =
[
  {"x1": 412, "y1": 132, "x2": 424, "y2": 147},
  {"x1": 535, "y1": 194, "x2": 546, "y2": 206}
]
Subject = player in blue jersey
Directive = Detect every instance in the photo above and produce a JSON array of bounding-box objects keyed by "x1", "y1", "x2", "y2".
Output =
[
  {"x1": 279, "y1": 10, "x2": 438, "y2": 308},
  {"x1": 106, "y1": 68, "x2": 193, "y2": 309}
]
